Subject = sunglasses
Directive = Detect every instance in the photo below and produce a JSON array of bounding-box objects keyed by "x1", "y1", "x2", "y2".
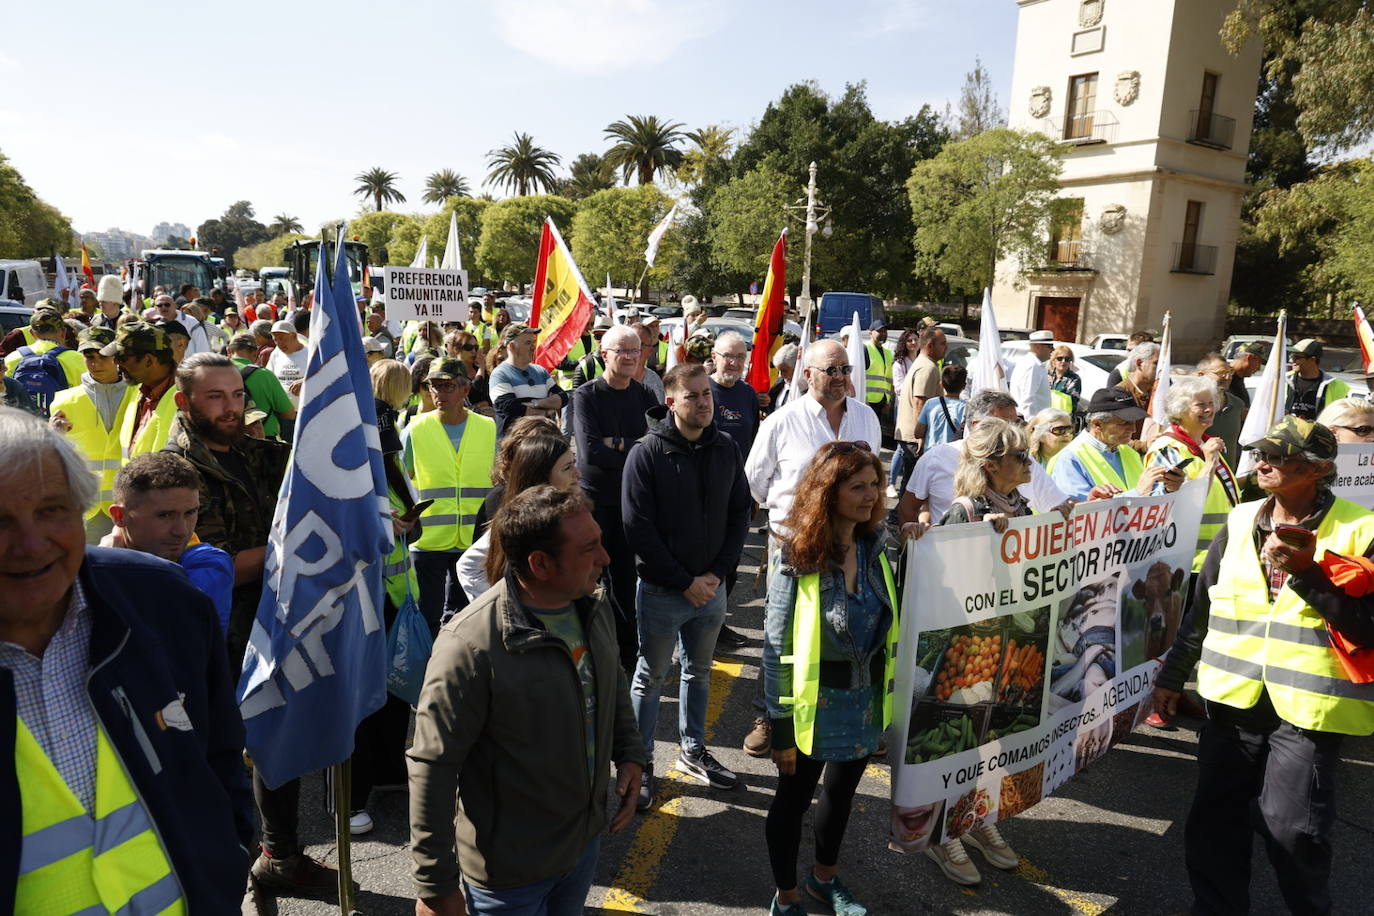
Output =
[
  {"x1": 813, "y1": 364, "x2": 855, "y2": 377},
  {"x1": 427, "y1": 379, "x2": 471, "y2": 393},
  {"x1": 1050, "y1": 425, "x2": 1074, "y2": 436},
  {"x1": 1053, "y1": 356, "x2": 1072, "y2": 362},
  {"x1": 459, "y1": 344, "x2": 477, "y2": 351},
  {"x1": 1251, "y1": 449, "x2": 1305, "y2": 467},
  {"x1": 1332, "y1": 425, "x2": 1374, "y2": 438},
  {"x1": 1000, "y1": 450, "x2": 1031, "y2": 463},
  {"x1": 827, "y1": 440, "x2": 872, "y2": 454}
]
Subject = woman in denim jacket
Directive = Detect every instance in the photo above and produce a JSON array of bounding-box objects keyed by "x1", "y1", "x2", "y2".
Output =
[{"x1": 763, "y1": 441, "x2": 896, "y2": 916}]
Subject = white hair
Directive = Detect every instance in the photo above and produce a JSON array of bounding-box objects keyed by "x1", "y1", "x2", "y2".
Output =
[
  {"x1": 601, "y1": 324, "x2": 641, "y2": 352},
  {"x1": 0, "y1": 406, "x2": 98, "y2": 513},
  {"x1": 1164, "y1": 375, "x2": 1219, "y2": 422},
  {"x1": 1127, "y1": 342, "x2": 1161, "y2": 371},
  {"x1": 713, "y1": 330, "x2": 748, "y2": 352},
  {"x1": 773, "y1": 343, "x2": 799, "y2": 369}
]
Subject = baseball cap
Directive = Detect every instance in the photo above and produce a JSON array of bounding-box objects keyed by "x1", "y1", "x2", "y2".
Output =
[
  {"x1": 157, "y1": 320, "x2": 190, "y2": 339},
  {"x1": 29, "y1": 310, "x2": 65, "y2": 333},
  {"x1": 1243, "y1": 416, "x2": 1337, "y2": 461},
  {"x1": 244, "y1": 404, "x2": 269, "y2": 426},
  {"x1": 76, "y1": 326, "x2": 116, "y2": 353},
  {"x1": 1084, "y1": 387, "x2": 1147, "y2": 421},
  {"x1": 594, "y1": 313, "x2": 613, "y2": 330},
  {"x1": 1290, "y1": 338, "x2": 1323, "y2": 359},
  {"x1": 425, "y1": 358, "x2": 470, "y2": 382},
  {"x1": 869, "y1": 320, "x2": 887, "y2": 332},
  {"x1": 224, "y1": 307, "x2": 238, "y2": 316},
  {"x1": 1240, "y1": 341, "x2": 1268, "y2": 356},
  {"x1": 271, "y1": 320, "x2": 296, "y2": 334},
  {"x1": 685, "y1": 335, "x2": 714, "y2": 361},
  {"x1": 361, "y1": 336, "x2": 387, "y2": 353},
  {"x1": 100, "y1": 321, "x2": 173, "y2": 357},
  {"x1": 500, "y1": 322, "x2": 533, "y2": 345}
]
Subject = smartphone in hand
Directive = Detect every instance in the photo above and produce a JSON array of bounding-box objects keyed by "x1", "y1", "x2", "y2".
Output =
[
  {"x1": 1274, "y1": 524, "x2": 1315, "y2": 548},
  {"x1": 398, "y1": 498, "x2": 436, "y2": 524}
]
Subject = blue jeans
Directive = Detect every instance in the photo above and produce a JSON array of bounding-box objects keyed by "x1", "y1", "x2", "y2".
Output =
[
  {"x1": 463, "y1": 836, "x2": 600, "y2": 916},
  {"x1": 630, "y1": 580, "x2": 726, "y2": 757}
]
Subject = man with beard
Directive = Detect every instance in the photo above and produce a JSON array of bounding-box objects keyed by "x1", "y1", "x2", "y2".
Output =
[
  {"x1": 103, "y1": 322, "x2": 179, "y2": 462},
  {"x1": 159, "y1": 353, "x2": 341, "y2": 900}
]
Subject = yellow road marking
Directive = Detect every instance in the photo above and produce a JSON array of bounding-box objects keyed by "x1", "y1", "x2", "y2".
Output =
[
  {"x1": 602, "y1": 659, "x2": 744, "y2": 912},
  {"x1": 1014, "y1": 858, "x2": 1110, "y2": 915}
]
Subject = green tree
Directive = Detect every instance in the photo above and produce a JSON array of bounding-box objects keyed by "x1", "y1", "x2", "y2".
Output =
[
  {"x1": 196, "y1": 201, "x2": 271, "y2": 265},
  {"x1": 476, "y1": 195, "x2": 577, "y2": 290},
  {"x1": 676, "y1": 125, "x2": 735, "y2": 187},
  {"x1": 0, "y1": 149, "x2": 74, "y2": 257},
  {"x1": 946, "y1": 57, "x2": 1006, "y2": 140},
  {"x1": 706, "y1": 167, "x2": 795, "y2": 280},
  {"x1": 422, "y1": 169, "x2": 471, "y2": 205},
  {"x1": 420, "y1": 196, "x2": 492, "y2": 281},
  {"x1": 603, "y1": 115, "x2": 686, "y2": 186},
  {"x1": 269, "y1": 213, "x2": 303, "y2": 234},
  {"x1": 485, "y1": 133, "x2": 562, "y2": 197},
  {"x1": 562, "y1": 153, "x2": 618, "y2": 199},
  {"x1": 347, "y1": 211, "x2": 421, "y2": 265},
  {"x1": 387, "y1": 216, "x2": 435, "y2": 266},
  {"x1": 906, "y1": 128, "x2": 1064, "y2": 296},
  {"x1": 235, "y1": 232, "x2": 311, "y2": 272},
  {"x1": 666, "y1": 207, "x2": 743, "y2": 301},
  {"x1": 354, "y1": 167, "x2": 407, "y2": 212},
  {"x1": 570, "y1": 186, "x2": 677, "y2": 297}
]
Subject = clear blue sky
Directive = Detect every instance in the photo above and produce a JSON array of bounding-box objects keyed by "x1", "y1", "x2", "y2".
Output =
[{"x1": 0, "y1": 0, "x2": 1018, "y2": 239}]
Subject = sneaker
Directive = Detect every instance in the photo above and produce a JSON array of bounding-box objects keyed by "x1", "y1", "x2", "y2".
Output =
[
  {"x1": 251, "y1": 851, "x2": 353, "y2": 899},
  {"x1": 636, "y1": 766, "x2": 655, "y2": 812},
  {"x1": 964, "y1": 823, "x2": 1019, "y2": 870},
  {"x1": 716, "y1": 625, "x2": 748, "y2": 649},
  {"x1": 349, "y1": 810, "x2": 374, "y2": 836},
  {"x1": 885, "y1": 484, "x2": 900, "y2": 499},
  {"x1": 924, "y1": 838, "x2": 981, "y2": 886},
  {"x1": 676, "y1": 746, "x2": 738, "y2": 790},
  {"x1": 743, "y1": 717, "x2": 772, "y2": 757},
  {"x1": 805, "y1": 871, "x2": 868, "y2": 916},
  {"x1": 770, "y1": 895, "x2": 806, "y2": 916}
]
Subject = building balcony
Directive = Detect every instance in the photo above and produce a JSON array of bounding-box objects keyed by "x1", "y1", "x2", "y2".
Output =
[
  {"x1": 1046, "y1": 238, "x2": 1091, "y2": 269},
  {"x1": 1045, "y1": 110, "x2": 1119, "y2": 145},
  {"x1": 1187, "y1": 110, "x2": 1236, "y2": 150},
  {"x1": 1171, "y1": 242, "x2": 1217, "y2": 275}
]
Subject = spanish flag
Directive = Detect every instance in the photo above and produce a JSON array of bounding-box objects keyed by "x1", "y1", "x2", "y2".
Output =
[
  {"x1": 529, "y1": 217, "x2": 597, "y2": 372},
  {"x1": 1356, "y1": 304, "x2": 1374, "y2": 375},
  {"x1": 746, "y1": 227, "x2": 788, "y2": 394},
  {"x1": 80, "y1": 243, "x2": 95, "y2": 287}
]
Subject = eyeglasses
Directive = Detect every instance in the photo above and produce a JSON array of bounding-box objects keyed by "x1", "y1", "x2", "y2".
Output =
[
  {"x1": 812, "y1": 364, "x2": 854, "y2": 377},
  {"x1": 1206, "y1": 370, "x2": 1235, "y2": 381},
  {"x1": 427, "y1": 379, "x2": 470, "y2": 393},
  {"x1": 826, "y1": 440, "x2": 872, "y2": 454},
  {"x1": 1050, "y1": 425, "x2": 1074, "y2": 436},
  {"x1": 1000, "y1": 450, "x2": 1031, "y2": 463},
  {"x1": 1252, "y1": 450, "x2": 1305, "y2": 467},
  {"x1": 606, "y1": 347, "x2": 641, "y2": 357},
  {"x1": 1331, "y1": 424, "x2": 1374, "y2": 438},
  {"x1": 714, "y1": 351, "x2": 746, "y2": 362},
  {"x1": 459, "y1": 344, "x2": 477, "y2": 351},
  {"x1": 1053, "y1": 356, "x2": 1072, "y2": 362}
]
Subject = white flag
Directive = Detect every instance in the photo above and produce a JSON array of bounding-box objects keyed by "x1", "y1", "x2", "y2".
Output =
[
  {"x1": 970, "y1": 288, "x2": 1008, "y2": 398},
  {"x1": 604, "y1": 273, "x2": 617, "y2": 316},
  {"x1": 845, "y1": 311, "x2": 865, "y2": 400},
  {"x1": 54, "y1": 255, "x2": 69, "y2": 303},
  {"x1": 410, "y1": 237, "x2": 429, "y2": 269},
  {"x1": 788, "y1": 313, "x2": 813, "y2": 405},
  {"x1": 441, "y1": 212, "x2": 462, "y2": 270},
  {"x1": 1149, "y1": 312, "x2": 1173, "y2": 426},
  {"x1": 644, "y1": 203, "x2": 679, "y2": 268},
  {"x1": 1236, "y1": 312, "x2": 1289, "y2": 476}
]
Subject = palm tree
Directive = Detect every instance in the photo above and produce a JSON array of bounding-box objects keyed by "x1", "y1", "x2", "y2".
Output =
[
  {"x1": 269, "y1": 213, "x2": 303, "y2": 235},
  {"x1": 678, "y1": 125, "x2": 736, "y2": 185},
  {"x1": 562, "y1": 153, "x2": 617, "y2": 199},
  {"x1": 603, "y1": 115, "x2": 686, "y2": 186},
  {"x1": 354, "y1": 168, "x2": 407, "y2": 212},
  {"x1": 485, "y1": 133, "x2": 562, "y2": 196},
  {"x1": 422, "y1": 169, "x2": 471, "y2": 205}
]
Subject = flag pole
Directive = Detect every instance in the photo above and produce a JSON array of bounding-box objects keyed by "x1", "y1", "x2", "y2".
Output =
[
  {"x1": 332, "y1": 759, "x2": 358, "y2": 914},
  {"x1": 634, "y1": 262, "x2": 650, "y2": 303}
]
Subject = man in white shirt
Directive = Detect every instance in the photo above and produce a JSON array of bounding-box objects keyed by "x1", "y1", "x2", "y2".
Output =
[
  {"x1": 1010, "y1": 330, "x2": 1053, "y2": 420},
  {"x1": 897, "y1": 390, "x2": 1068, "y2": 527},
  {"x1": 267, "y1": 319, "x2": 309, "y2": 405}
]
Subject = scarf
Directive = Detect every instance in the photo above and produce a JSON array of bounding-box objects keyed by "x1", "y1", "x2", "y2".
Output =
[{"x1": 1168, "y1": 423, "x2": 1239, "y2": 506}]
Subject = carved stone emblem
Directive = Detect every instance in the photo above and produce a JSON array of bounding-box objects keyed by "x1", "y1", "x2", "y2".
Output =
[
  {"x1": 1079, "y1": 0, "x2": 1104, "y2": 28},
  {"x1": 1114, "y1": 70, "x2": 1140, "y2": 106},
  {"x1": 1100, "y1": 204, "x2": 1127, "y2": 235},
  {"x1": 1029, "y1": 86, "x2": 1052, "y2": 119}
]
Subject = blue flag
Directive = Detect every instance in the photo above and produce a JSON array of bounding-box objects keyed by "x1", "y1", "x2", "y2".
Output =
[{"x1": 237, "y1": 231, "x2": 393, "y2": 789}]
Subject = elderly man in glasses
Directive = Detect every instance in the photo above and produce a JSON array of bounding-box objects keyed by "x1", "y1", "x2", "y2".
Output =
[{"x1": 1197, "y1": 352, "x2": 1248, "y2": 468}]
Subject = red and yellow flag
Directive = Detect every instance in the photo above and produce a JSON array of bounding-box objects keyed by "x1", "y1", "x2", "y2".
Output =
[
  {"x1": 746, "y1": 227, "x2": 788, "y2": 394},
  {"x1": 1356, "y1": 305, "x2": 1374, "y2": 375},
  {"x1": 529, "y1": 217, "x2": 597, "y2": 371},
  {"x1": 80, "y1": 243, "x2": 95, "y2": 287}
]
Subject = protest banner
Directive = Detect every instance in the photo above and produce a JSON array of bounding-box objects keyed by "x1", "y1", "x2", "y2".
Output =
[
  {"x1": 888, "y1": 479, "x2": 1205, "y2": 854},
  {"x1": 382, "y1": 265, "x2": 469, "y2": 322},
  {"x1": 1332, "y1": 442, "x2": 1374, "y2": 510}
]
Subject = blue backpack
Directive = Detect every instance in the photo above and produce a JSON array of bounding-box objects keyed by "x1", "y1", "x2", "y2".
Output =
[{"x1": 12, "y1": 345, "x2": 70, "y2": 415}]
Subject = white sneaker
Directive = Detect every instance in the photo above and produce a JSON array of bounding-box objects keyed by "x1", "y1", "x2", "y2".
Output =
[
  {"x1": 885, "y1": 485, "x2": 900, "y2": 499},
  {"x1": 349, "y1": 810, "x2": 374, "y2": 836},
  {"x1": 925, "y1": 837, "x2": 981, "y2": 886},
  {"x1": 964, "y1": 823, "x2": 1019, "y2": 870}
]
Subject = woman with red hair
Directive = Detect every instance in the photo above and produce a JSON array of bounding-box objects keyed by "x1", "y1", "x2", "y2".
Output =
[{"x1": 763, "y1": 440, "x2": 899, "y2": 916}]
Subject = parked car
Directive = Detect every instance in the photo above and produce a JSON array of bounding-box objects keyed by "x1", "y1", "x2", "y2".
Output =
[
  {"x1": 723, "y1": 307, "x2": 756, "y2": 322},
  {"x1": 1221, "y1": 334, "x2": 1295, "y2": 362},
  {"x1": 817, "y1": 292, "x2": 886, "y2": 335},
  {"x1": 1089, "y1": 333, "x2": 1130, "y2": 351},
  {"x1": 1, "y1": 303, "x2": 33, "y2": 337}
]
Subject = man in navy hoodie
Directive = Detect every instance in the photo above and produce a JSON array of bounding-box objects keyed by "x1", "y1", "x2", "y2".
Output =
[
  {"x1": 0, "y1": 406, "x2": 253, "y2": 914},
  {"x1": 621, "y1": 363, "x2": 752, "y2": 811}
]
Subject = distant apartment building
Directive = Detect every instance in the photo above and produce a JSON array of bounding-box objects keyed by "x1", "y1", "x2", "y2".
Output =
[
  {"x1": 991, "y1": 0, "x2": 1263, "y2": 355},
  {"x1": 83, "y1": 228, "x2": 157, "y2": 261},
  {"x1": 151, "y1": 222, "x2": 192, "y2": 243}
]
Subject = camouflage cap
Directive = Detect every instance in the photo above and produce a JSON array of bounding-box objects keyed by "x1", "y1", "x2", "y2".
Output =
[
  {"x1": 76, "y1": 326, "x2": 116, "y2": 353},
  {"x1": 100, "y1": 321, "x2": 173, "y2": 357},
  {"x1": 34, "y1": 297, "x2": 65, "y2": 314},
  {"x1": 424, "y1": 358, "x2": 470, "y2": 382},
  {"x1": 500, "y1": 322, "x2": 533, "y2": 344},
  {"x1": 29, "y1": 309, "x2": 65, "y2": 333},
  {"x1": 685, "y1": 334, "x2": 714, "y2": 361},
  {"x1": 1243, "y1": 416, "x2": 1337, "y2": 461},
  {"x1": 244, "y1": 403, "x2": 268, "y2": 426}
]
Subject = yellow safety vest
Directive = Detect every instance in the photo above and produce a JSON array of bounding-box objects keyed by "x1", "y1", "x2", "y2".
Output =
[
  {"x1": 1287, "y1": 372, "x2": 1351, "y2": 412},
  {"x1": 558, "y1": 337, "x2": 591, "y2": 389},
  {"x1": 780, "y1": 553, "x2": 901, "y2": 756},
  {"x1": 1146, "y1": 434, "x2": 1238, "y2": 571},
  {"x1": 410, "y1": 411, "x2": 495, "y2": 552},
  {"x1": 50, "y1": 383, "x2": 137, "y2": 520},
  {"x1": 1046, "y1": 433, "x2": 1144, "y2": 492},
  {"x1": 119, "y1": 385, "x2": 179, "y2": 463},
  {"x1": 1199, "y1": 497, "x2": 1374, "y2": 734},
  {"x1": 864, "y1": 343, "x2": 893, "y2": 404},
  {"x1": 15, "y1": 720, "x2": 186, "y2": 916},
  {"x1": 5, "y1": 339, "x2": 86, "y2": 389},
  {"x1": 1049, "y1": 388, "x2": 1074, "y2": 415},
  {"x1": 383, "y1": 487, "x2": 420, "y2": 608}
]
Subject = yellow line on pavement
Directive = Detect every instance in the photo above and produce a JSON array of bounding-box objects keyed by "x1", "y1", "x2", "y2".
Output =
[
  {"x1": 602, "y1": 659, "x2": 745, "y2": 912},
  {"x1": 1014, "y1": 858, "x2": 1110, "y2": 915}
]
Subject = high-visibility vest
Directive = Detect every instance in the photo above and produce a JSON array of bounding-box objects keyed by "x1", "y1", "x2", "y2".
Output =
[
  {"x1": 1287, "y1": 372, "x2": 1351, "y2": 413},
  {"x1": 50, "y1": 383, "x2": 136, "y2": 520},
  {"x1": 410, "y1": 411, "x2": 495, "y2": 552},
  {"x1": 470, "y1": 322, "x2": 495, "y2": 349},
  {"x1": 780, "y1": 552, "x2": 900, "y2": 756},
  {"x1": 5, "y1": 339, "x2": 85, "y2": 389},
  {"x1": 15, "y1": 719, "x2": 186, "y2": 915},
  {"x1": 1199, "y1": 497, "x2": 1374, "y2": 734},
  {"x1": 656, "y1": 339, "x2": 668, "y2": 367},
  {"x1": 1046, "y1": 433, "x2": 1143, "y2": 492},
  {"x1": 864, "y1": 343, "x2": 893, "y2": 404},
  {"x1": 558, "y1": 337, "x2": 591, "y2": 389},
  {"x1": 1146, "y1": 434, "x2": 1238, "y2": 571},
  {"x1": 119, "y1": 384, "x2": 179, "y2": 463},
  {"x1": 383, "y1": 487, "x2": 420, "y2": 608},
  {"x1": 1050, "y1": 388, "x2": 1074, "y2": 415}
]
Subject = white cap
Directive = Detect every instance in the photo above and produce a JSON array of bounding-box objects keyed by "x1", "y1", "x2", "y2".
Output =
[
  {"x1": 271, "y1": 320, "x2": 296, "y2": 334},
  {"x1": 361, "y1": 336, "x2": 386, "y2": 353},
  {"x1": 97, "y1": 274, "x2": 123, "y2": 303},
  {"x1": 1029, "y1": 330, "x2": 1055, "y2": 343}
]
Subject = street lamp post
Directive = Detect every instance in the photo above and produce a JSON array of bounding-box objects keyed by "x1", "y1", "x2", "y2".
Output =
[{"x1": 786, "y1": 161, "x2": 831, "y2": 323}]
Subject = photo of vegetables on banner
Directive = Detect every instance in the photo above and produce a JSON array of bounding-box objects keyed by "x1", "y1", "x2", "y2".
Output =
[{"x1": 889, "y1": 479, "x2": 1206, "y2": 854}]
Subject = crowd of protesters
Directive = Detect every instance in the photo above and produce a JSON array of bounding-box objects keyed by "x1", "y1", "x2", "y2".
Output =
[{"x1": 4, "y1": 276, "x2": 1374, "y2": 916}]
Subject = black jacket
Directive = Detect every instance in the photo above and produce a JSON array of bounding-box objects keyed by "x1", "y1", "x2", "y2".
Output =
[
  {"x1": 2, "y1": 548, "x2": 254, "y2": 913},
  {"x1": 620, "y1": 405, "x2": 752, "y2": 591}
]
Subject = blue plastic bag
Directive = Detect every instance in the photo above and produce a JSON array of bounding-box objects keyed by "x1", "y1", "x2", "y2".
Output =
[{"x1": 386, "y1": 591, "x2": 433, "y2": 706}]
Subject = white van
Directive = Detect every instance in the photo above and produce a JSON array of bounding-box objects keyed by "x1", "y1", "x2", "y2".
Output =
[{"x1": 0, "y1": 260, "x2": 53, "y2": 307}]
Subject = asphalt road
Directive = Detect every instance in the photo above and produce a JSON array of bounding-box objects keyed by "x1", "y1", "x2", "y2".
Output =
[{"x1": 249, "y1": 526, "x2": 1374, "y2": 916}]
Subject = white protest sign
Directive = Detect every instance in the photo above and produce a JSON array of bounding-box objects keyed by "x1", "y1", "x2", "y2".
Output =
[
  {"x1": 1331, "y1": 442, "x2": 1374, "y2": 510},
  {"x1": 887, "y1": 478, "x2": 1206, "y2": 855},
  {"x1": 382, "y1": 266, "x2": 468, "y2": 322}
]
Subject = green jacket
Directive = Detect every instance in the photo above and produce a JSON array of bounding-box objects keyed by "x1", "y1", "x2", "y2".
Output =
[
  {"x1": 163, "y1": 417, "x2": 290, "y2": 668},
  {"x1": 407, "y1": 574, "x2": 645, "y2": 896}
]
